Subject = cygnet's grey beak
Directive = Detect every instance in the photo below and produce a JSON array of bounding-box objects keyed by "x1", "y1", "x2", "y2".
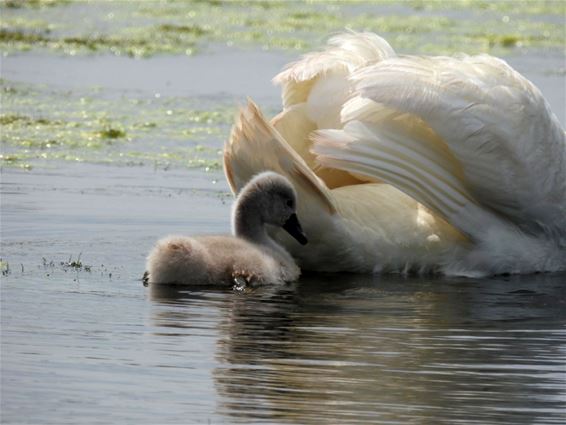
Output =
[{"x1": 283, "y1": 213, "x2": 308, "y2": 245}]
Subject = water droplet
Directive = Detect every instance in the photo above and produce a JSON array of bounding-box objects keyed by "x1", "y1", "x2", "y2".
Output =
[{"x1": 233, "y1": 276, "x2": 247, "y2": 291}]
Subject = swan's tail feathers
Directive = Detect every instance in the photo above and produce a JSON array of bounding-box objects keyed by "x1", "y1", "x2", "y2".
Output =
[
  {"x1": 350, "y1": 55, "x2": 566, "y2": 233},
  {"x1": 224, "y1": 99, "x2": 336, "y2": 215},
  {"x1": 312, "y1": 120, "x2": 481, "y2": 236},
  {"x1": 273, "y1": 31, "x2": 396, "y2": 108}
]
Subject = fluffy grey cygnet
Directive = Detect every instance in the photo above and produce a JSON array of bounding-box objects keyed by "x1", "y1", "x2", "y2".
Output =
[{"x1": 145, "y1": 172, "x2": 307, "y2": 286}]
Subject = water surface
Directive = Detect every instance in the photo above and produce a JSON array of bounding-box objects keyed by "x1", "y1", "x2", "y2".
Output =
[
  {"x1": 1, "y1": 1, "x2": 565, "y2": 424},
  {"x1": 3, "y1": 261, "x2": 565, "y2": 424}
]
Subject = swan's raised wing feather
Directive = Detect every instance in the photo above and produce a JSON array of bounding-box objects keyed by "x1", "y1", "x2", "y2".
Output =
[
  {"x1": 224, "y1": 99, "x2": 336, "y2": 215},
  {"x1": 313, "y1": 118, "x2": 486, "y2": 236},
  {"x1": 273, "y1": 31, "x2": 395, "y2": 109},
  {"x1": 356, "y1": 55, "x2": 566, "y2": 231},
  {"x1": 271, "y1": 103, "x2": 363, "y2": 188},
  {"x1": 317, "y1": 54, "x2": 566, "y2": 234}
]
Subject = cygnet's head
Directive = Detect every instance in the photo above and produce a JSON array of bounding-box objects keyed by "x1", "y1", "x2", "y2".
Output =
[{"x1": 234, "y1": 171, "x2": 308, "y2": 245}]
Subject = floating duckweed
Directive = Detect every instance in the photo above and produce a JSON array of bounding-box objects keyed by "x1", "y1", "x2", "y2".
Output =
[
  {"x1": 2, "y1": 0, "x2": 559, "y2": 171},
  {"x1": 2, "y1": 0, "x2": 69, "y2": 8},
  {"x1": 158, "y1": 24, "x2": 209, "y2": 36},
  {"x1": 0, "y1": 29, "x2": 49, "y2": 43},
  {"x1": 289, "y1": 12, "x2": 318, "y2": 20},
  {"x1": 59, "y1": 34, "x2": 156, "y2": 57},
  {"x1": 500, "y1": 35, "x2": 521, "y2": 48},
  {"x1": 408, "y1": 0, "x2": 562, "y2": 15},
  {"x1": 188, "y1": 158, "x2": 222, "y2": 170},
  {"x1": 473, "y1": 30, "x2": 555, "y2": 51},
  {"x1": 98, "y1": 127, "x2": 126, "y2": 139},
  {"x1": 0, "y1": 0, "x2": 562, "y2": 57},
  {"x1": 136, "y1": 121, "x2": 157, "y2": 129},
  {"x1": 0, "y1": 114, "x2": 26, "y2": 125},
  {"x1": 60, "y1": 253, "x2": 92, "y2": 271},
  {"x1": 0, "y1": 153, "x2": 33, "y2": 170},
  {"x1": 1, "y1": 79, "x2": 231, "y2": 171},
  {"x1": 0, "y1": 16, "x2": 54, "y2": 32},
  {"x1": 190, "y1": 0, "x2": 222, "y2": 6},
  {"x1": 0, "y1": 113, "x2": 58, "y2": 126},
  {"x1": 182, "y1": 127, "x2": 220, "y2": 137},
  {"x1": 0, "y1": 154, "x2": 20, "y2": 162},
  {"x1": 187, "y1": 109, "x2": 234, "y2": 125},
  {"x1": 0, "y1": 259, "x2": 10, "y2": 276}
]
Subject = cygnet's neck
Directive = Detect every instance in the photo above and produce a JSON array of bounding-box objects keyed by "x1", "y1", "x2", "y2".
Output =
[{"x1": 232, "y1": 193, "x2": 293, "y2": 265}]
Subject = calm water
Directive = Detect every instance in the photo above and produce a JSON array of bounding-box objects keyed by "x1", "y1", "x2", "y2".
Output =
[
  {"x1": 2, "y1": 258, "x2": 566, "y2": 424},
  {"x1": 2, "y1": 154, "x2": 565, "y2": 425},
  {"x1": 2, "y1": 1, "x2": 566, "y2": 424}
]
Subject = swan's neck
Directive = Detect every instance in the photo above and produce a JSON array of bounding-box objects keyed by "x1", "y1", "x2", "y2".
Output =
[
  {"x1": 233, "y1": 203, "x2": 268, "y2": 244},
  {"x1": 232, "y1": 197, "x2": 294, "y2": 265}
]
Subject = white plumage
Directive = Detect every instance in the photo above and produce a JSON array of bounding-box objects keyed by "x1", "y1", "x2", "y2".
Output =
[{"x1": 224, "y1": 31, "x2": 566, "y2": 277}]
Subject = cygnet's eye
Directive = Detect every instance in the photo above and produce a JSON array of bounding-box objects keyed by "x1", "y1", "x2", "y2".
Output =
[{"x1": 286, "y1": 200, "x2": 294, "y2": 208}]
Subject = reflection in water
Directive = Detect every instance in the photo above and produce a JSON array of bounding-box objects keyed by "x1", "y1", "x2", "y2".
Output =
[{"x1": 150, "y1": 274, "x2": 566, "y2": 424}]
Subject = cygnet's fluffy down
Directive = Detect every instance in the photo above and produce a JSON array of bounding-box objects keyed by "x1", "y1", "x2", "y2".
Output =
[
  {"x1": 145, "y1": 172, "x2": 307, "y2": 286},
  {"x1": 146, "y1": 235, "x2": 298, "y2": 286}
]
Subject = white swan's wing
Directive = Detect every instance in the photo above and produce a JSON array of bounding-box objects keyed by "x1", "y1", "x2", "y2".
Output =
[
  {"x1": 273, "y1": 31, "x2": 395, "y2": 107},
  {"x1": 313, "y1": 118, "x2": 488, "y2": 237},
  {"x1": 271, "y1": 101, "x2": 365, "y2": 189},
  {"x1": 315, "y1": 54, "x2": 566, "y2": 234},
  {"x1": 273, "y1": 31, "x2": 395, "y2": 129},
  {"x1": 224, "y1": 99, "x2": 335, "y2": 215},
  {"x1": 269, "y1": 31, "x2": 395, "y2": 187}
]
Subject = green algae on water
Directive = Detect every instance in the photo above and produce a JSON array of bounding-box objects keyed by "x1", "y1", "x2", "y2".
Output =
[
  {"x1": 2, "y1": 0, "x2": 70, "y2": 9},
  {"x1": 0, "y1": 79, "x2": 232, "y2": 171},
  {"x1": 158, "y1": 24, "x2": 210, "y2": 37},
  {"x1": 408, "y1": 0, "x2": 563, "y2": 16},
  {"x1": 97, "y1": 126, "x2": 126, "y2": 139},
  {"x1": 0, "y1": 0, "x2": 563, "y2": 57},
  {"x1": 0, "y1": 259, "x2": 10, "y2": 276},
  {"x1": 1, "y1": 1, "x2": 563, "y2": 171}
]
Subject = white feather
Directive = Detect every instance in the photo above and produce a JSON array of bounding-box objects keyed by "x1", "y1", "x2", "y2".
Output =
[
  {"x1": 350, "y1": 54, "x2": 566, "y2": 234},
  {"x1": 224, "y1": 31, "x2": 566, "y2": 276}
]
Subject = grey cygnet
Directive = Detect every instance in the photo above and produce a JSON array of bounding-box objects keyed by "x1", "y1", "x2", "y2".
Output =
[{"x1": 145, "y1": 172, "x2": 307, "y2": 286}]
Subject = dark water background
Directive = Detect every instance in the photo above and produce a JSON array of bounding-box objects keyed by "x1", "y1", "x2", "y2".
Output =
[{"x1": 1, "y1": 1, "x2": 565, "y2": 424}]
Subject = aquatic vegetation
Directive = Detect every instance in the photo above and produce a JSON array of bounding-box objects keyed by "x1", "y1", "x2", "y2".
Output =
[
  {"x1": 97, "y1": 126, "x2": 126, "y2": 140},
  {"x1": 0, "y1": 28, "x2": 50, "y2": 43},
  {"x1": 408, "y1": 0, "x2": 563, "y2": 15},
  {"x1": 0, "y1": 259, "x2": 10, "y2": 276},
  {"x1": 158, "y1": 24, "x2": 209, "y2": 37},
  {"x1": 38, "y1": 256, "x2": 119, "y2": 279},
  {"x1": 0, "y1": 79, "x2": 231, "y2": 170},
  {"x1": 0, "y1": 1, "x2": 562, "y2": 171},
  {"x1": 2, "y1": 0, "x2": 69, "y2": 8},
  {"x1": 0, "y1": 16, "x2": 55, "y2": 34},
  {"x1": 0, "y1": 114, "x2": 54, "y2": 126},
  {"x1": 60, "y1": 254, "x2": 91, "y2": 271},
  {"x1": 0, "y1": 0, "x2": 563, "y2": 57}
]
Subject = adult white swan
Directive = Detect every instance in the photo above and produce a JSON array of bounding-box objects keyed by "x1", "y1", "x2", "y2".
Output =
[{"x1": 223, "y1": 31, "x2": 566, "y2": 277}]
